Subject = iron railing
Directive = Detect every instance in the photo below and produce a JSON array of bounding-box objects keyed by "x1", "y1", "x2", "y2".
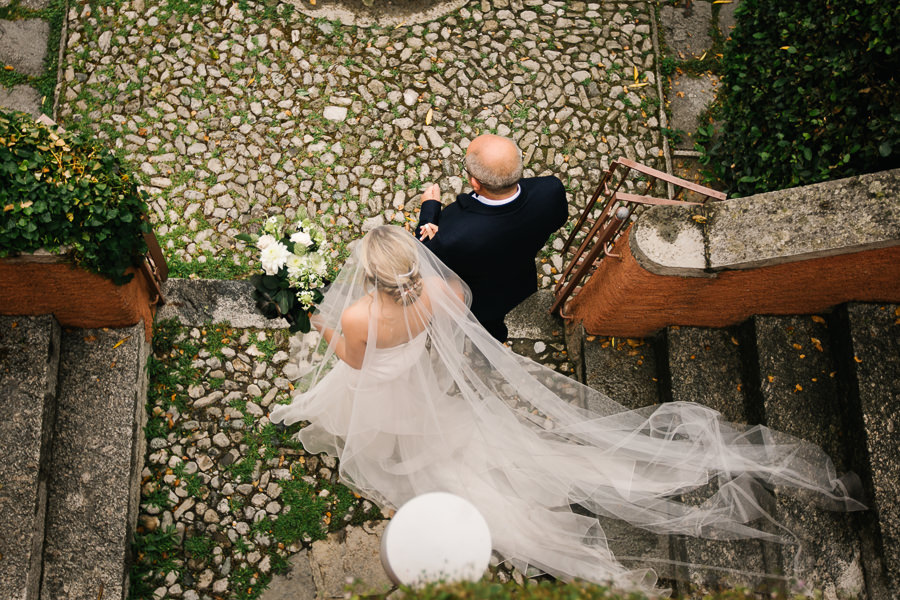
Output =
[{"x1": 551, "y1": 158, "x2": 726, "y2": 317}]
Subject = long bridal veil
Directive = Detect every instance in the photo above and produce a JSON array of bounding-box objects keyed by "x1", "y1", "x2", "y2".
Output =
[{"x1": 269, "y1": 225, "x2": 865, "y2": 592}]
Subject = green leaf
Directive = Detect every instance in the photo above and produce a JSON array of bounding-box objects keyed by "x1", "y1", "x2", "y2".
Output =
[{"x1": 274, "y1": 289, "x2": 292, "y2": 315}]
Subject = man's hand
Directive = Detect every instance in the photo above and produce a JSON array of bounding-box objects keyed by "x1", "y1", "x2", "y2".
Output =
[
  {"x1": 419, "y1": 222, "x2": 439, "y2": 240},
  {"x1": 421, "y1": 183, "x2": 440, "y2": 203}
]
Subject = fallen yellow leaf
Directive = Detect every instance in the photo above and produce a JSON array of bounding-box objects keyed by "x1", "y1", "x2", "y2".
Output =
[
  {"x1": 113, "y1": 336, "x2": 131, "y2": 349},
  {"x1": 811, "y1": 315, "x2": 826, "y2": 324},
  {"x1": 425, "y1": 107, "x2": 433, "y2": 125},
  {"x1": 691, "y1": 214, "x2": 707, "y2": 223},
  {"x1": 730, "y1": 336, "x2": 739, "y2": 345}
]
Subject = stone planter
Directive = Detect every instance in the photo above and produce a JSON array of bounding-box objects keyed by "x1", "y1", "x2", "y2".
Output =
[{"x1": 0, "y1": 250, "x2": 163, "y2": 341}]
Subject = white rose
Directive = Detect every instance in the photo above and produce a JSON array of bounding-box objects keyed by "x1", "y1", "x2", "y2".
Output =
[
  {"x1": 256, "y1": 234, "x2": 277, "y2": 250},
  {"x1": 290, "y1": 230, "x2": 313, "y2": 248},
  {"x1": 260, "y1": 241, "x2": 290, "y2": 275}
]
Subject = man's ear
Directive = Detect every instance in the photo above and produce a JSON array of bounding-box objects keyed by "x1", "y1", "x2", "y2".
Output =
[{"x1": 468, "y1": 175, "x2": 482, "y2": 194}]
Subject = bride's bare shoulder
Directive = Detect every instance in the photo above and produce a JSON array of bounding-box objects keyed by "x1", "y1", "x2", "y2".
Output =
[{"x1": 341, "y1": 296, "x2": 371, "y2": 334}]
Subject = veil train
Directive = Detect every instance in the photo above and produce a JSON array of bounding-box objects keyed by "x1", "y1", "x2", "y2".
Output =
[{"x1": 269, "y1": 225, "x2": 865, "y2": 593}]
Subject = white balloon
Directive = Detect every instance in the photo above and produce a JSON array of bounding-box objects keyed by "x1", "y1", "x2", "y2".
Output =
[{"x1": 381, "y1": 492, "x2": 492, "y2": 587}]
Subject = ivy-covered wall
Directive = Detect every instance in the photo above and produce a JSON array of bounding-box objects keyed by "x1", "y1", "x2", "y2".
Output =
[{"x1": 701, "y1": 0, "x2": 899, "y2": 196}]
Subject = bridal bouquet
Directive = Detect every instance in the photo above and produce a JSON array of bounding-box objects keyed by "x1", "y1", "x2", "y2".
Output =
[{"x1": 237, "y1": 210, "x2": 333, "y2": 333}]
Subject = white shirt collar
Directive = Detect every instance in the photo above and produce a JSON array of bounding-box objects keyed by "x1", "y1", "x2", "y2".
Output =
[{"x1": 472, "y1": 185, "x2": 521, "y2": 206}]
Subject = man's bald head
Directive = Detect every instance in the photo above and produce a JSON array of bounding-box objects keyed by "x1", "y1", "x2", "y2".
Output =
[{"x1": 465, "y1": 135, "x2": 524, "y2": 195}]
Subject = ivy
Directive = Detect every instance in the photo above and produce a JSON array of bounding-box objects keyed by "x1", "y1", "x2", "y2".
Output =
[
  {"x1": 700, "y1": 0, "x2": 900, "y2": 195},
  {"x1": 0, "y1": 110, "x2": 149, "y2": 283}
]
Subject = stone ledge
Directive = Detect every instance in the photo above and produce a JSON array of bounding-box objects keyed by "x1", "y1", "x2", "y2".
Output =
[
  {"x1": 632, "y1": 169, "x2": 900, "y2": 275},
  {"x1": 40, "y1": 324, "x2": 149, "y2": 600},
  {"x1": 708, "y1": 169, "x2": 900, "y2": 270},
  {"x1": 0, "y1": 315, "x2": 60, "y2": 600},
  {"x1": 157, "y1": 279, "x2": 288, "y2": 329}
]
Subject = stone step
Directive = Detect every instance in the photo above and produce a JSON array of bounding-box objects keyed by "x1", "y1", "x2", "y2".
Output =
[
  {"x1": 40, "y1": 324, "x2": 149, "y2": 600},
  {"x1": 0, "y1": 315, "x2": 60, "y2": 600},
  {"x1": 582, "y1": 334, "x2": 663, "y2": 412},
  {"x1": 751, "y1": 314, "x2": 865, "y2": 598},
  {"x1": 841, "y1": 302, "x2": 900, "y2": 596},
  {"x1": 664, "y1": 324, "x2": 772, "y2": 595},
  {"x1": 580, "y1": 333, "x2": 672, "y2": 577}
]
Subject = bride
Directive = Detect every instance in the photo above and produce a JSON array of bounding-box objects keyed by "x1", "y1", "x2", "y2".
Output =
[{"x1": 269, "y1": 225, "x2": 864, "y2": 591}]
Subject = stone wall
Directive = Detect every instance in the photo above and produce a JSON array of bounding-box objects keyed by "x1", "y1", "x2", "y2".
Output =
[{"x1": 567, "y1": 169, "x2": 900, "y2": 336}]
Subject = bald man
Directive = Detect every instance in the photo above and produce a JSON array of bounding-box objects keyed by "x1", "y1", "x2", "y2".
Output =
[{"x1": 415, "y1": 134, "x2": 568, "y2": 342}]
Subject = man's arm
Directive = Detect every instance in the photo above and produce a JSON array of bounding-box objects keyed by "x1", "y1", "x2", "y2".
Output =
[
  {"x1": 548, "y1": 176, "x2": 569, "y2": 230},
  {"x1": 415, "y1": 183, "x2": 442, "y2": 241}
]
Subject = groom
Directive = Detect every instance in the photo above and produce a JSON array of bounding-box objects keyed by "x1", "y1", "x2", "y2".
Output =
[{"x1": 415, "y1": 134, "x2": 568, "y2": 342}]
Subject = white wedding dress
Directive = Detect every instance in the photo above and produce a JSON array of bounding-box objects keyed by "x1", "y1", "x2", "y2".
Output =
[{"x1": 269, "y1": 226, "x2": 864, "y2": 592}]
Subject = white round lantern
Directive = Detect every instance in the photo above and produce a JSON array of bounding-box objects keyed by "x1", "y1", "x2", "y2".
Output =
[{"x1": 381, "y1": 492, "x2": 492, "y2": 587}]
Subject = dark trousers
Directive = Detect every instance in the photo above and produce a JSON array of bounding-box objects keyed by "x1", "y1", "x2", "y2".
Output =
[{"x1": 480, "y1": 318, "x2": 508, "y2": 343}]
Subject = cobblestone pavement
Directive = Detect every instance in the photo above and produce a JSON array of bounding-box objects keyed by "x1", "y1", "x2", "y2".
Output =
[
  {"x1": 140, "y1": 318, "x2": 573, "y2": 600},
  {"x1": 56, "y1": 0, "x2": 665, "y2": 289}
]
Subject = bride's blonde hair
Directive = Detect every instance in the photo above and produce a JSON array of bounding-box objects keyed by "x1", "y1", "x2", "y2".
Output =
[{"x1": 359, "y1": 226, "x2": 423, "y2": 306}]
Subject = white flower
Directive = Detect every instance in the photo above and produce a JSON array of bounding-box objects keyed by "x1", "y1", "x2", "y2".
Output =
[
  {"x1": 285, "y1": 254, "x2": 306, "y2": 279},
  {"x1": 290, "y1": 230, "x2": 313, "y2": 248},
  {"x1": 297, "y1": 290, "x2": 315, "y2": 310},
  {"x1": 307, "y1": 252, "x2": 328, "y2": 276},
  {"x1": 260, "y1": 241, "x2": 290, "y2": 275},
  {"x1": 263, "y1": 216, "x2": 283, "y2": 236},
  {"x1": 256, "y1": 234, "x2": 277, "y2": 250}
]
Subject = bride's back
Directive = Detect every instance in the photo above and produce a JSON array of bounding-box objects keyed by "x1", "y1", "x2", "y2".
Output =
[{"x1": 344, "y1": 286, "x2": 434, "y2": 350}]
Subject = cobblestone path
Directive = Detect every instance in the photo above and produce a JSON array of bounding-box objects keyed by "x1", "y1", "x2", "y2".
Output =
[{"x1": 56, "y1": 0, "x2": 664, "y2": 289}]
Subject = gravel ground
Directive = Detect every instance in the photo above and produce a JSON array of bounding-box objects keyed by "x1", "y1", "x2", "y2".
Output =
[
  {"x1": 137, "y1": 318, "x2": 575, "y2": 599},
  {"x1": 56, "y1": 0, "x2": 664, "y2": 286}
]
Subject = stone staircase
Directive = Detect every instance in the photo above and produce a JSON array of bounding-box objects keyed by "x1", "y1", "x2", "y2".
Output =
[
  {"x1": 2, "y1": 286, "x2": 897, "y2": 599},
  {"x1": 547, "y1": 297, "x2": 899, "y2": 599},
  {"x1": 0, "y1": 315, "x2": 149, "y2": 600}
]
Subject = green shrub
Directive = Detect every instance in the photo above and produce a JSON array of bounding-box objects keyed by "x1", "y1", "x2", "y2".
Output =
[
  {"x1": 0, "y1": 110, "x2": 149, "y2": 284},
  {"x1": 700, "y1": 0, "x2": 900, "y2": 196}
]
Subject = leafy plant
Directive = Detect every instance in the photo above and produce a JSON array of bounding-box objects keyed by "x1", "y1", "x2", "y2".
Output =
[
  {"x1": 0, "y1": 110, "x2": 150, "y2": 283},
  {"x1": 700, "y1": 0, "x2": 900, "y2": 195},
  {"x1": 129, "y1": 525, "x2": 182, "y2": 598}
]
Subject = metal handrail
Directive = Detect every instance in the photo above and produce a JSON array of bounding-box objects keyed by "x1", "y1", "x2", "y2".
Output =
[
  {"x1": 551, "y1": 158, "x2": 726, "y2": 317},
  {"x1": 140, "y1": 229, "x2": 169, "y2": 307}
]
